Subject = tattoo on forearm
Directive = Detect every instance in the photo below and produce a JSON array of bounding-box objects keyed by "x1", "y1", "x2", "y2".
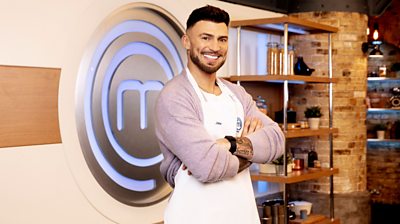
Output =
[
  {"x1": 235, "y1": 137, "x2": 254, "y2": 160},
  {"x1": 237, "y1": 156, "x2": 252, "y2": 173}
]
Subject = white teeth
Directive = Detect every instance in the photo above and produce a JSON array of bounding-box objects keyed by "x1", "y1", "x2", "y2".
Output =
[{"x1": 204, "y1": 54, "x2": 218, "y2": 59}]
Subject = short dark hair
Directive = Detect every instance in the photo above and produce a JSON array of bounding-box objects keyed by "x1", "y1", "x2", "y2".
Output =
[{"x1": 186, "y1": 5, "x2": 230, "y2": 30}]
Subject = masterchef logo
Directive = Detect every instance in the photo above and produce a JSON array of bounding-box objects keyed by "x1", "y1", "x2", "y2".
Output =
[{"x1": 76, "y1": 18, "x2": 184, "y2": 206}]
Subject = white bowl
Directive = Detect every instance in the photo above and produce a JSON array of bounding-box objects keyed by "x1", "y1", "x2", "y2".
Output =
[{"x1": 290, "y1": 201, "x2": 312, "y2": 215}]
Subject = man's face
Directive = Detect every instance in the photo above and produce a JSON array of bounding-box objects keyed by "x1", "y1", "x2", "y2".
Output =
[{"x1": 183, "y1": 20, "x2": 228, "y2": 74}]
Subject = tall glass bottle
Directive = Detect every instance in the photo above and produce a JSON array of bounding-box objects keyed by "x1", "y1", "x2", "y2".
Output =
[{"x1": 308, "y1": 143, "x2": 318, "y2": 168}]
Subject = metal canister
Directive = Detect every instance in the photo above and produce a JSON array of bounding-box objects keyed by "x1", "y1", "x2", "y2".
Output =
[
  {"x1": 272, "y1": 204, "x2": 285, "y2": 224},
  {"x1": 261, "y1": 205, "x2": 272, "y2": 224},
  {"x1": 261, "y1": 199, "x2": 285, "y2": 224}
]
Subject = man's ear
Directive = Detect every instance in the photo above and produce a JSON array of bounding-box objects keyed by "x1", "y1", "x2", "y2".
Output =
[{"x1": 181, "y1": 34, "x2": 190, "y2": 50}]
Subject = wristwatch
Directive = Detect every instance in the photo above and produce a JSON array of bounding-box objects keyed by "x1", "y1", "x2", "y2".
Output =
[{"x1": 224, "y1": 136, "x2": 237, "y2": 154}]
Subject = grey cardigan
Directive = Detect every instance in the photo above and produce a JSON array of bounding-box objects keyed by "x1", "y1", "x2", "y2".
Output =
[{"x1": 155, "y1": 70, "x2": 285, "y2": 187}]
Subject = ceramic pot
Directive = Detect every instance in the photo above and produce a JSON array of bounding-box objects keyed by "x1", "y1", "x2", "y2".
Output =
[
  {"x1": 377, "y1": 130, "x2": 385, "y2": 140},
  {"x1": 294, "y1": 57, "x2": 315, "y2": 76},
  {"x1": 308, "y1": 118, "x2": 320, "y2": 130},
  {"x1": 275, "y1": 164, "x2": 292, "y2": 175}
]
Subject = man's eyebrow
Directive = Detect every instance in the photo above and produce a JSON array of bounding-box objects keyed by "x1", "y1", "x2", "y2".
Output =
[
  {"x1": 199, "y1": 33, "x2": 214, "y2": 37},
  {"x1": 199, "y1": 33, "x2": 228, "y2": 39}
]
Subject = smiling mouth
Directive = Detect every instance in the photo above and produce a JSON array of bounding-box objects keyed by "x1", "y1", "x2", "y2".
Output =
[{"x1": 203, "y1": 53, "x2": 220, "y2": 60}]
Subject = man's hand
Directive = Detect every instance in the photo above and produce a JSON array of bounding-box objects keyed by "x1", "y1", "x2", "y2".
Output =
[
  {"x1": 237, "y1": 156, "x2": 252, "y2": 173},
  {"x1": 241, "y1": 117, "x2": 263, "y2": 137}
]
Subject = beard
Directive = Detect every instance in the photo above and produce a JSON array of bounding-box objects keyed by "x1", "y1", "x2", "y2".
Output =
[{"x1": 189, "y1": 50, "x2": 226, "y2": 74}]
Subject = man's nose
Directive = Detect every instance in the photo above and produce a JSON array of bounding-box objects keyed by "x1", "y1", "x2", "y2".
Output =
[{"x1": 208, "y1": 40, "x2": 221, "y2": 52}]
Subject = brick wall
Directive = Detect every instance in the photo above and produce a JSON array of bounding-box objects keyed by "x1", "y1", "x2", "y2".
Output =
[
  {"x1": 287, "y1": 11, "x2": 368, "y2": 194},
  {"x1": 367, "y1": 142, "x2": 400, "y2": 204}
]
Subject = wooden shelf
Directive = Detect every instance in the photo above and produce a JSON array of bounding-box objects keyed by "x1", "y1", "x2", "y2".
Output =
[
  {"x1": 229, "y1": 75, "x2": 337, "y2": 84},
  {"x1": 367, "y1": 77, "x2": 400, "y2": 81},
  {"x1": 367, "y1": 108, "x2": 400, "y2": 112},
  {"x1": 285, "y1": 128, "x2": 338, "y2": 138},
  {"x1": 251, "y1": 168, "x2": 338, "y2": 184},
  {"x1": 367, "y1": 139, "x2": 400, "y2": 143},
  {"x1": 289, "y1": 214, "x2": 340, "y2": 224},
  {"x1": 231, "y1": 16, "x2": 338, "y2": 34}
]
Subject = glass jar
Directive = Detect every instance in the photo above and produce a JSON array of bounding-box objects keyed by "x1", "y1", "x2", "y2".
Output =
[
  {"x1": 276, "y1": 45, "x2": 294, "y2": 75},
  {"x1": 256, "y1": 95, "x2": 268, "y2": 115},
  {"x1": 288, "y1": 45, "x2": 295, "y2": 75},
  {"x1": 379, "y1": 65, "x2": 387, "y2": 77},
  {"x1": 267, "y1": 42, "x2": 279, "y2": 75},
  {"x1": 278, "y1": 44, "x2": 284, "y2": 75}
]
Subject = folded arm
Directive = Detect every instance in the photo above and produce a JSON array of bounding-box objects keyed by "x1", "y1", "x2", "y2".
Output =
[{"x1": 156, "y1": 88, "x2": 240, "y2": 184}]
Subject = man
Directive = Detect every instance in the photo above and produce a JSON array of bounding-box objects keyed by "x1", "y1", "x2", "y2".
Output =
[{"x1": 155, "y1": 5, "x2": 284, "y2": 224}]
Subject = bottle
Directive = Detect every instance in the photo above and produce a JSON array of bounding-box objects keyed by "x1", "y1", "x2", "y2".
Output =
[
  {"x1": 307, "y1": 143, "x2": 318, "y2": 168},
  {"x1": 256, "y1": 96, "x2": 268, "y2": 115}
]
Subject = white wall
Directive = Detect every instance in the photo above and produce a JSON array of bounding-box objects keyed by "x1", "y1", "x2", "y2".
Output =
[{"x1": 0, "y1": 0, "x2": 283, "y2": 223}]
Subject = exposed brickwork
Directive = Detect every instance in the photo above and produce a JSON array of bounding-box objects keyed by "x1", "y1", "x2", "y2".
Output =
[
  {"x1": 288, "y1": 12, "x2": 368, "y2": 195},
  {"x1": 367, "y1": 143, "x2": 400, "y2": 204}
]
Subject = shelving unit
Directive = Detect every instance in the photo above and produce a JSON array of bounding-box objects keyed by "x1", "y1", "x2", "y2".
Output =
[
  {"x1": 367, "y1": 139, "x2": 400, "y2": 143},
  {"x1": 367, "y1": 77, "x2": 400, "y2": 144},
  {"x1": 366, "y1": 76, "x2": 400, "y2": 209},
  {"x1": 367, "y1": 108, "x2": 400, "y2": 112},
  {"x1": 251, "y1": 168, "x2": 338, "y2": 184},
  {"x1": 231, "y1": 16, "x2": 338, "y2": 224},
  {"x1": 285, "y1": 128, "x2": 338, "y2": 139},
  {"x1": 229, "y1": 74, "x2": 338, "y2": 84}
]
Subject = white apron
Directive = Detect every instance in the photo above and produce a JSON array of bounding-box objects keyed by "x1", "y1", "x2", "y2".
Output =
[{"x1": 163, "y1": 70, "x2": 260, "y2": 224}]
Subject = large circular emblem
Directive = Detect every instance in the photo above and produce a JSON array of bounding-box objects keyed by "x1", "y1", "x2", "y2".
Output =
[{"x1": 75, "y1": 3, "x2": 185, "y2": 206}]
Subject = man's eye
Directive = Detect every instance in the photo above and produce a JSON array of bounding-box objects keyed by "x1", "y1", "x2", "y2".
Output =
[{"x1": 202, "y1": 36, "x2": 209, "y2": 40}]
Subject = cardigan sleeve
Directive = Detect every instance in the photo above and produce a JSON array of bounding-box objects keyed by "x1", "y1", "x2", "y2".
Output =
[{"x1": 155, "y1": 77, "x2": 239, "y2": 186}]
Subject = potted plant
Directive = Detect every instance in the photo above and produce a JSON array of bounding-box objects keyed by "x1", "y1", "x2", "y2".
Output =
[
  {"x1": 272, "y1": 153, "x2": 293, "y2": 175},
  {"x1": 304, "y1": 106, "x2": 323, "y2": 130},
  {"x1": 375, "y1": 123, "x2": 387, "y2": 140}
]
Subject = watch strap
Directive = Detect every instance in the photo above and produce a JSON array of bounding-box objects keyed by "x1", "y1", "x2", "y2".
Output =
[{"x1": 224, "y1": 136, "x2": 237, "y2": 154}]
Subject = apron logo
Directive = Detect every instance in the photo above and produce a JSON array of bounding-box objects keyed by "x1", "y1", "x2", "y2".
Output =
[{"x1": 236, "y1": 117, "x2": 243, "y2": 133}]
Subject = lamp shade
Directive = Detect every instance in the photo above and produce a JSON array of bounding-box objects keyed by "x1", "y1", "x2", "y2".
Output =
[{"x1": 369, "y1": 45, "x2": 383, "y2": 58}]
